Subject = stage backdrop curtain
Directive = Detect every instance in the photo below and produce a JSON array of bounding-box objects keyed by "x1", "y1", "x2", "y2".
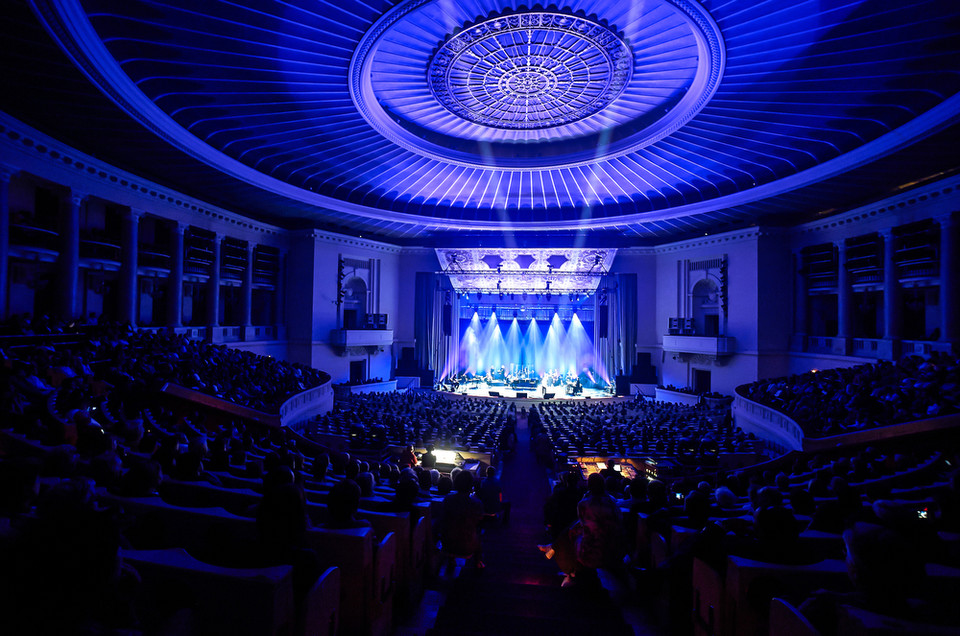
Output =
[
  {"x1": 605, "y1": 273, "x2": 637, "y2": 378},
  {"x1": 414, "y1": 272, "x2": 454, "y2": 382}
]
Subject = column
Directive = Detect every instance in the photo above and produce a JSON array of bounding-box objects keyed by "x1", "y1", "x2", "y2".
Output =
[
  {"x1": 941, "y1": 213, "x2": 956, "y2": 344},
  {"x1": 119, "y1": 208, "x2": 143, "y2": 326},
  {"x1": 60, "y1": 192, "x2": 83, "y2": 320},
  {"x1": 274, "y1": 251, "x2": 285, "y2": 331},
  {"x1": 881, "y1": 229, "x2": 900, "y2": 340},
  {"x1": 208, "y1": 233, "x2": 223, "y2": 330},
  {"x1": 794, "y1": 250, "x2": 807, "y2": 336},
  {"x1": 168, "y1": 222, "x2": 185, "y2": 327},
  {"x1": 0, "y1": 167, "x2": 12, "y2": 320},
  {"x1": 835, "y1": 240, "x2": 851, "y2": 353},
  {"x1": 241, "y1": 242, "x2": 254, "y2": 336}
]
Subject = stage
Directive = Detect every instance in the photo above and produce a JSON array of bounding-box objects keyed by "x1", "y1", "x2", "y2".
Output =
[{"x1": 438, "y1": 378, "x2": 615, "y2": 401}]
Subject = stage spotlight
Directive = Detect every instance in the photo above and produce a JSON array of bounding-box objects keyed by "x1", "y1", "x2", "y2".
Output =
[
  {"x1": 569, "y1": 293, "x2": 574, "y2": 301},
  {"x1": 499, "y1": 292, "x2": 504, "y2": 300},
  {"x1": 522, "y1": 291, "x2": 528, "y2": 301},
  {"x1": 546, "y1": 292, "x2": 552, "y2": 300},
  {"x1": 476, "y1": 292, "x2": 482, "y2": 300},
  {"x1": 510, "y1": 293, "x2": 515, "y2": 300}
]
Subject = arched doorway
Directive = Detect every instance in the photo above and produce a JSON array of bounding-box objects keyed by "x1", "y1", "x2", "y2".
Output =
[
  {"x1": 342, "y1": 276, "x2": 367, "y2": 329},
  {"x1": 692, "y1": 278, "x2": 721, "y2": 337}
]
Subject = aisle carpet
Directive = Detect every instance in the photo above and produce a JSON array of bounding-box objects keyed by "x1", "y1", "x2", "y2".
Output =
[{"x1": 427, "y1": 412, "x2": 631, "y2": 636}]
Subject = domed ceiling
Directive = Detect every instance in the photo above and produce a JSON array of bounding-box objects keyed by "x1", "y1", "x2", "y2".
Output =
[{"x1": 12, "y1": 0, "x2": 960, "y2": 242}]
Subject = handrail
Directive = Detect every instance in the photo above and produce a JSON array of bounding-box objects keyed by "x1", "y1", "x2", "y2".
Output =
[
  {"x1": 279, "y1": 376, "x2": 334, "y2": 431},
  {"x1": 160, "y1": 382, "x2": 280, "y2": 427},
  {"x1": 732, "y1": 387, "x2": 805, "y2": 454}
]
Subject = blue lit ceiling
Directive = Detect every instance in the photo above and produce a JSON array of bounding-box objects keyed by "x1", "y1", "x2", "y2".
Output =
[{"x1": 12, "y1": 0, "x2": 960, "y2": 242}]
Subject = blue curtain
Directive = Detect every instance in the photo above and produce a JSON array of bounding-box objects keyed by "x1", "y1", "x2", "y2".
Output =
[
  {"x1": 414, "y1": 272, "x2": 435, "y2": 369},
  {"x1": 603, "y1": 273, "x2": 637, "y2": 378},
  {"x1": 414, "y1": 272, "x2": 454, "y2": 379},
  {"x1": 617, "y1": 273, "x2": 638, "y2": 377}
]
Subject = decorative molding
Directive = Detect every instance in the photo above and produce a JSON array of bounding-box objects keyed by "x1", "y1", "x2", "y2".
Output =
[
  {"x1": 428, "y1": 12, "x2": 633, "y2": 130},
  {"x1": 0, "y1": 111, "x2": 287, "y2": 240},
  {"x1": 796, "y1": 174, "x2": 960, "y2": 236}
]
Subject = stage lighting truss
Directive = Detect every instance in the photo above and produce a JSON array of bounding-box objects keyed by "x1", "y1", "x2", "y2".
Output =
[{"x1": 438, "y1": 267, "x2": 607, "y2": 296}]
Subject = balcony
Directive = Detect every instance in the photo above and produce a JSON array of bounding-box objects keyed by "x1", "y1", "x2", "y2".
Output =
[
  {"x1": 662, "y1": 335, "x2": 736, "y2": 357},
  {"x1": 330, "y1": 329, "x2": 394, "y2": 356}
]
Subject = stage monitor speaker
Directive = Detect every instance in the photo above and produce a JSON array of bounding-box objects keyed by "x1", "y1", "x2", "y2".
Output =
[
  {"x1": 489, "y1": 390, "x2": 500, "y2": 397},
  {"x1": 516, "y1": 392, "x2": 527, "y2": 399},
  {"x1": 544, "y1": 392, "x2": 555, "y2": 400},
  {"x1": 442, "y1": 305, "x2": 451, "y2": 336},
  {"x1": 598, "y1": 305, "x2": 609, "y2": 338},
  {"x1": 615, "y1": 375, "x2": 632, "y2": 396}
]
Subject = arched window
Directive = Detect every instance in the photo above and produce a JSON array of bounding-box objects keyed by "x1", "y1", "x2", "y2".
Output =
[
  {"x1": 342, "y1": 276, "x2": 368, "y2": 329},
  {"x1": 691, "y1": 278, "x2": 721, "y2": 337}
]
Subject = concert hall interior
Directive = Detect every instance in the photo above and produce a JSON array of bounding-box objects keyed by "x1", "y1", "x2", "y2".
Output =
[{"x1": 1, "y1": 0, "x2": 960, "y2": 634}]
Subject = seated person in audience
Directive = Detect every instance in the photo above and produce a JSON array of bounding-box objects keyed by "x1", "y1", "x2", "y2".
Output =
[
  {"x1": 0, "y1": 457, "x2": 41, "y2": 518},
  {"x1": 115, "y1": 456, "x2": 163, "y2": 497},
  {"x1": 399, "y1": 444, "x2": 418, "y2": 468},
  {"x1": 356, "y1": 471, "x2": 377, "y2": 498},
  {"x1": 420, "y1": 444, "x2": 437, "y2": 469},
  {"x1": 417, "y1": 469, "x2": 433, "y2": 497},
  {"x1": 599, "y1": 459, "x2": 621, "y2": 481},
  {"x1": 799, "y1": 522, "x2": 935, "y2": 635},
  {"x1": 256, "y1": 478, "x2": 322, "y2": 612},
  {"x1": 437, "y1": 475, "x2": 454, "y2": 496},
  {"x1": 440, "y1": 470, "x2": 484, "y2": 567},
  {"x1": 172, "y1": 449, "x2": 222, "y2": 486},
  {"x1": 2, "y1": 478, "x2": 136, "y2": 634},
  {"x1": 547, "y1": 473, "x2": 625, "y2": 587},
  {"x1": 808, "y1": 476, "x2": 863, "y2": 533},
  {"x1": 544, "y1": 470, "x2": 581, "y2": 538},
  {"x1": 478, "y1": 465, "x2": 510, "y2": 523},
  {"x1": 321, "y1": 479, "x2": 371, "y2": 530}
]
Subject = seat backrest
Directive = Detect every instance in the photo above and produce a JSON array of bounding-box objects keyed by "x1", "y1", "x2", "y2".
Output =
[
  {"x1": 837, "y1": 604, "x2": 960, "y2": 635},
  {"x1": 120, "y1": 547, "x2": 295, "y2": 636},
  {"x1": 769, "y1": 597, "x2": 821, "y2": 636},
  {"x1": 297, "y1": 566, "x2": 340, "y2": 636}
]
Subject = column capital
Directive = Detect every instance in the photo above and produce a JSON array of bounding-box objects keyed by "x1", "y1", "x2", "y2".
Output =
[
  {"x1": 935, "y1": 211, "x2": 955, "y2": 228},
  {"x1": 879, "y1": 227, "x2": 895, "y2": 239},
  {"x1": 127, "y1": 207, "x2": 146, "y2": 221},
  {"x1": 173, "y1": 221, "x2": 188, "y2": 236},
  {"x1": 213, "y1": 232, "x2": 225, "y2": 244},
  {"x1": 246, "y1": 241, "x2": 256, "y2": 254},
  {"x1": 834, "y1": 238, "x2": 846, "y2": 251},
  {"x1": 0, "y1": 164, "x2": 15, "y2": 182},
  {"x1": 70, "y1": 191, "x2": 88, "y2": 207}
]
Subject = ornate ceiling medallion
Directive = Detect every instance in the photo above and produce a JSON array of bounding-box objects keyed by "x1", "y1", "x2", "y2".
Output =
[{"x1": 428, "y1": 12, "x2": 633, "y2": 130}]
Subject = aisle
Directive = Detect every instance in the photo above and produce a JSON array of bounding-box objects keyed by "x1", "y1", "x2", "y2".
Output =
[{"x1": 427, "y1": 411, "x2": 632, "y2": 636}]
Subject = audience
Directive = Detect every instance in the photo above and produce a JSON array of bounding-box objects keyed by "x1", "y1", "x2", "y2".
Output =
[{"x1": 741, "y1": 353, "x2": 960, "y2": 437}]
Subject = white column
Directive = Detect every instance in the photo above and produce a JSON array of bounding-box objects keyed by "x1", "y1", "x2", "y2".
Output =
[
  {"x1": 241, "y1": 242, "x2": 254, "y2": 328},
  {"x1": 794, "y1": 250, "x2": 807, "y2": 337},
  {"x1": 881, "y1": 229, "x2": 900, "y2": 340},
  {"x1": 168, "y1": 222, "x2": 185, "y2": 327},
  {"x1": 208, "y1": 233, "x2": 223, "y2": 329},
  {"x1": 941, "y1": 213, "x2": 956, "y2": 344},
  {"x1": 274, "y1": 251, "x2": 285, "y2": 328},
  {"x1": 61, "y1": 192, "x2": 83, "y2": 319},
  {"x1": 0, "y1": 167, "x2": 12, "y2": 320},
  {"x1": 836, "y1": 240, "x2": 851, "y2": 340},
  {"x1": 119, "y1": 208, "x2": 143, "y2": 326}
]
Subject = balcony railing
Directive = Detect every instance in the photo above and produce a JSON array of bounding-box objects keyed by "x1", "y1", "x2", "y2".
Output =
[
  {"x1": 80, "y1": 239, "x2": 121, "y2": 263},
  {"x1": 662, "y1": 335, "x2": 736, "y2": 356},
  {"x1": 10, "y1": 223, "x2": 59, "y2": 252}
]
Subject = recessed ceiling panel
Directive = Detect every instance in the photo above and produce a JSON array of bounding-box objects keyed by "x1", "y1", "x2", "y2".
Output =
[{"x1": 20, "y1": 0, "x2": 960, "y2": 238}]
